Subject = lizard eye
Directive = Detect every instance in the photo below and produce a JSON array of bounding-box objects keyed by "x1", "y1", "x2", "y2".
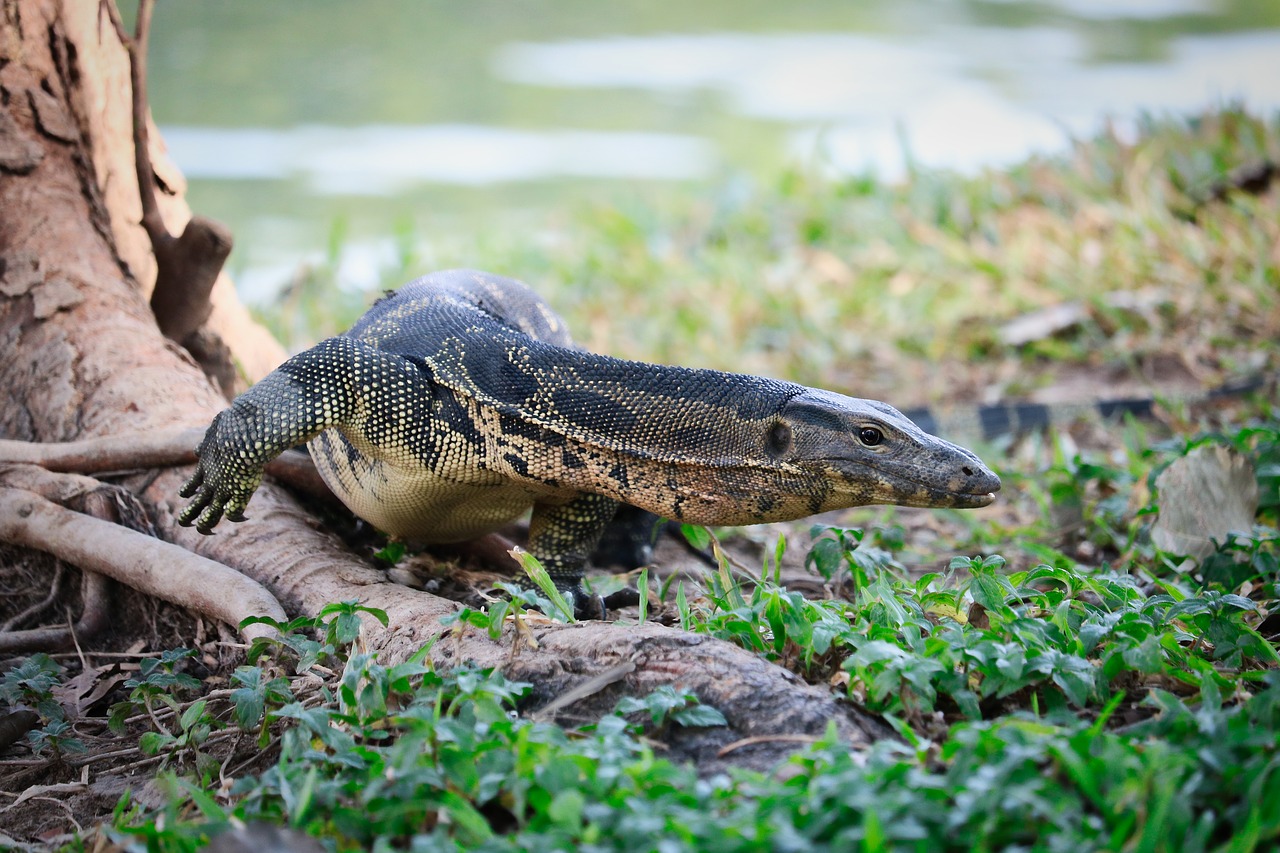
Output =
[
  {"x1": 859, "y1": 426, "x2": 884, "y2": 447},
  {"x1": 766, "y1": 422, "x2": 792, "y2": 456}
]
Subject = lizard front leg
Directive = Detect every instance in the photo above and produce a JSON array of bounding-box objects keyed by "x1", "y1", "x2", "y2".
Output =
[
  {"x1": 178, "y1": 336, "x2": 384, "y2": 533},
  {"x1": 528, "y1": 492, "x2": 620, "y2": 620}
]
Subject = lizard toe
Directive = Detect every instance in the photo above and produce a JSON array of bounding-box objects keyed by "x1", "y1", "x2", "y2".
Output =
[
  {"x1": 195, "y1": 503, "x2": 225, "y2": 534},
  {"x1": 178, "y1": 469, "x2": 204, "y2": 498},
  {"x1": 176, "y1": 491, "x2": 209, "y2": 526}
]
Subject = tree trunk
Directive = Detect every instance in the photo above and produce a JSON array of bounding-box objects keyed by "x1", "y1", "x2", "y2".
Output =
[{"x1": 0, "y1": 0, "x2": 890, "y2": 772}]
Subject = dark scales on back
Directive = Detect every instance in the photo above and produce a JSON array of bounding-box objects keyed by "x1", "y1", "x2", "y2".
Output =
[{"x1": 179, "y1": 270, "x2": 1000, "y2": 617}]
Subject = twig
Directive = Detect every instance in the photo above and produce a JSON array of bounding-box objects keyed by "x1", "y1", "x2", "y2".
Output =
[
  {"x1": 0, "y1": 564, "x2": 65, "y2": 631},
  {"x1": 97, "y1": 0, "x2": 130, "y2": 60},
  {"x1": 143, "y1": 700, "x2": 171, "y2": 739},
  {"x1": 127, "y1": 0, "x2": 163, "y2": 245},
  {"x1": 716, "y1": 733, "x2": 820, "y2": 757},
  {"x1": 227, "y1": 742, "x2": 282, "y2": 779},
  {"x1": 45, "y1": 650, "x2": 150, "y2": 660},
  {"x1": 65, "y1": 745, "x2": 141, "y2": 768}
]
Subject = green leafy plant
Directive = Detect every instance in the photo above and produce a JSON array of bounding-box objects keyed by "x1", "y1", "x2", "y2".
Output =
[
  {"x1": 510, "y1": 548, "x2": 577, "y2": 622},
  {"x1": 613, "y1": 685, "x2": 728, "y2": 732},
  {"x1": 0, "y1": 653, "x2": 65, "y2": 722},
  {"x1": 108, "y1": 648, "x2": 202, "y2": 733}
]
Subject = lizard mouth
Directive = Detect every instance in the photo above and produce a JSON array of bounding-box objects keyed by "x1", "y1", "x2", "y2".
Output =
[
  {"x1": 947, "y1": 489, "x2": 998, "y2": 508},
  {"x1": 829, "y1": 457, "x2": 1001, "y2": 508},
  {"x1": 931, "y1": 468, "x2": 1001, "y2": 507}
]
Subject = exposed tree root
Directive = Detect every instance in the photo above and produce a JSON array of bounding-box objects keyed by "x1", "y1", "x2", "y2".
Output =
[
  {"x1": 0, "y1": 563, "x2": 68, "y2": 632},
  {"x1": 0, "y1": 431, "x2": 202, "y2": 474},
  {"x1": 0, "y1": 431, "x2": 334, "y2": 505},
  {"x1": 460, "y1": 621, "x2": 895, "y2": 773},
  {"x1": 0, "y1": 481, "x2": 285, "y2": 643}
]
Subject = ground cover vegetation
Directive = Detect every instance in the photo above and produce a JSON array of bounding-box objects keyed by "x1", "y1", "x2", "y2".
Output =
[{"x1": 2, "y1": 108, "x2": 1278, "y2": 851}]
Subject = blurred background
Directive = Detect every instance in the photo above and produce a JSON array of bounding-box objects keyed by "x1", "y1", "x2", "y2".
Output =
[{"x1": 146, "y1": 0, "x2": 1280, "y2": 325}]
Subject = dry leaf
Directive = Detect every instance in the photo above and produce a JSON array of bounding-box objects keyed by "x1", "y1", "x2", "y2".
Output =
[
  {"x1": 52, "y1": 662, "x2": 130, "y2": 717},
  {"x1": 1151, "y1": 444, "x2": 1258, "y2": 561},
  {"x1": 998, "y1": 302, "x2": 1088, "y2": 347}
]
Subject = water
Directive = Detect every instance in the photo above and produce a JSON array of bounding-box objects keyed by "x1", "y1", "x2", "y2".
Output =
[
  {"x1": 161, "y1": 125, "x2": 714, "y2": 191},
  {"x1": 147, "y1": 0, "x2": 1280, "y2": 302}
]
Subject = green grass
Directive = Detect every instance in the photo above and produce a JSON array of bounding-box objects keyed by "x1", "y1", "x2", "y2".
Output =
[
  {"x1": 4, "y1": 108, "x2": 1278, "y2": 850},
  {"x1": 265, "y1": 107, "x2": 1280, "y2": 404}
]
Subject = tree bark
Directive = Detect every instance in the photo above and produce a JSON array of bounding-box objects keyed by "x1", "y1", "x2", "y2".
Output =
[{"x1": 0, "y1": 0, "x2": 890, "y2": 770}]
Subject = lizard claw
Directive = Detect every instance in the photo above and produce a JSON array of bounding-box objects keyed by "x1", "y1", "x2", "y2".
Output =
[
  {"x1": 176, "y1": 411, "x2": 265, "y2": 533},
  {"x1": 195, "y1": 502, "x2": 225, "y2": 535}
]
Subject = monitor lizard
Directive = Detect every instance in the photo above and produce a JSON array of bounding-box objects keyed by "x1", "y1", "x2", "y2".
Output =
[{"x1": 178, "y1": 269, "x2": 1000, "y2": 617}]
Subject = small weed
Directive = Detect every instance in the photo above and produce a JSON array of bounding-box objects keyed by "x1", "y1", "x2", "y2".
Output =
[
  {"x1": 613, "y1": 685, "x2": 728, "y2": 732},
  {"x1": 0, "y1": 653, "x2": 66, "y2": 722},
  {"x1": 509, "y1": 548, "x2": 577, "y2": 622},
  {"x1": 108, "y1": 649, "x2": 202, "y2": 732},
  {"x1": 26, "y1": 717, "x2": 86, "y2": 759}
]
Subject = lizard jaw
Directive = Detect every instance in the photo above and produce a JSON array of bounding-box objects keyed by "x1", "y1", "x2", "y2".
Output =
[
  {"x1": 824, "y1": 456, "x2": 1001, "y2": 509},
  {"x1": 946, "y1": 489, "x2": 998, "y2": 509}
]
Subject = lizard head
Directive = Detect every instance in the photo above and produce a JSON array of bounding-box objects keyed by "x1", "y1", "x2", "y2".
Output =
[{"x1": 770, "y1": 388, "x2": 1001, "y2": 510}]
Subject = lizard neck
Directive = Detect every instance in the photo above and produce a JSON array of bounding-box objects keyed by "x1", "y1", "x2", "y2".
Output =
[
  {"x1": 430, "y1": 328, "x2": 800, "y2": 466},
  {"x1": 426, "y1": 331, "x2": 816, "y2": 521}
]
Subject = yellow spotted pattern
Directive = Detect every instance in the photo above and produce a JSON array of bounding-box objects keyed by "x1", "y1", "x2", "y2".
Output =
[{"x1": 179, "y1": 269, "x2": 1000, "y2": 608}]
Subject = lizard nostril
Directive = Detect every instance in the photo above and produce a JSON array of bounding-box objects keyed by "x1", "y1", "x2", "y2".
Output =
[{"x1": 962, "y1": 466, "x2": 974, "y2": 476}]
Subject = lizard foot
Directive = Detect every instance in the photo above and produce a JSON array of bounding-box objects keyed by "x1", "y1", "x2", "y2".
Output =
[
  {"x1": 572, "y1": 589, "x2": 607, "y2": 621},
  {"x1": 176, "y1": 410, "x2": 265, "y2": 534}
]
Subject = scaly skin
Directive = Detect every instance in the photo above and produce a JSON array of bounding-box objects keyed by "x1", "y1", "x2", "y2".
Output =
[{"x1": 180, "y1": 269, "x2": 1000, "y2": 616}]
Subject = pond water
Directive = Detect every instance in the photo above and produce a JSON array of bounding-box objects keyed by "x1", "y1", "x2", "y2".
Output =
[{"x1": 146, "y1": 0, "x2": 1280, "y2": 302}]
